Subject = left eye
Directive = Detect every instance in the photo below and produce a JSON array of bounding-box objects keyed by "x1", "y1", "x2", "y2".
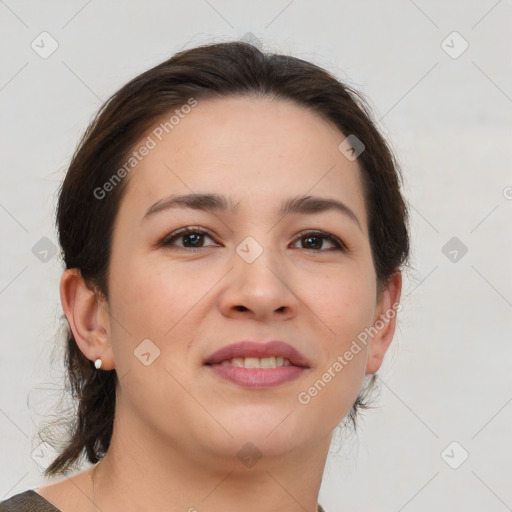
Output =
[{"x1": 292, "y1": 231, "x2": 345, "y2": 252}]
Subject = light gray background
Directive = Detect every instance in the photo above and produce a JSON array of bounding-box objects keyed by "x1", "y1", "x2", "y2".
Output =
[{"x1": 1, "y1": 1, "x2": 511, "y2": 511}]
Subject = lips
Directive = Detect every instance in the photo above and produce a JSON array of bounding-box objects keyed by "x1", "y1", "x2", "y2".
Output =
[{"x1": 204, "y1": 340, "x2": 310, "y2": 368}]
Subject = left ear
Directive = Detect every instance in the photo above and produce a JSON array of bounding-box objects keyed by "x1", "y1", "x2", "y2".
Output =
[{"x1": 366, "y1": 270, "x2": 402, "y2": 375}]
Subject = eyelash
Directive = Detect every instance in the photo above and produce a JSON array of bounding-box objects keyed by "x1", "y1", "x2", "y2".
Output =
[{"x1": 159, "y1": 226, "x2": 347, "y2": 253}]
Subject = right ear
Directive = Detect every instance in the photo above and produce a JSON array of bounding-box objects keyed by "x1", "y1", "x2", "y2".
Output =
[{"x1": 59, "y1": 269, "x2": 115, "y2": 370}]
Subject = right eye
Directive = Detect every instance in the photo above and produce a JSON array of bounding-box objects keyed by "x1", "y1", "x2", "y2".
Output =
[{"x1": 160, "y1": 226, "x2": 219, "y2": 251}]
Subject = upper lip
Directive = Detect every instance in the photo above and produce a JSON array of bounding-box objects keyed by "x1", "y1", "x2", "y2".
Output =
[{"x1": 204, "y1": 341, "x2": 310, "y2": 368}]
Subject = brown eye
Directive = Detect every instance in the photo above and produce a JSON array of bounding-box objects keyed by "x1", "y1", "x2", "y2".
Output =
[
  {"x1": 292, "y1": 231, "x2": 346, "y2": 252},
  {"x1": 161, "y1": 227, "x2": 217, "y2": 250}
]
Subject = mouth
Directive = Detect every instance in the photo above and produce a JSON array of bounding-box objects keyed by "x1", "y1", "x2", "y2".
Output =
[
  {"x1": 211, "y1": 355, "x2": 296, "y2": 368},
  {"x1": 203, "y1": 340, "x2": 310, "y2": 389}
]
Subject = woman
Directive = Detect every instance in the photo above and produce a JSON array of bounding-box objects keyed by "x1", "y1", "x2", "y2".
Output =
[{"x1": 1, "y1": 40, "x2": 409, "y2": 512}]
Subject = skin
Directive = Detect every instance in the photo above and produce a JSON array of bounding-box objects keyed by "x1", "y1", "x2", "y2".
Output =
[{"x1": 36, "y1": 96, "x2": 401, "y2": 512}]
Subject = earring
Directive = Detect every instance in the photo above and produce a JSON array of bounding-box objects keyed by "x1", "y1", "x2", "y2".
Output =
[{"x1": 94, "y1": 358, "x2": 102, "y2": 369}]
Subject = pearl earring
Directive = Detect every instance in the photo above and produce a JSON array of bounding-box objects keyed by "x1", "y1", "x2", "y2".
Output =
[{"x1": 94, "y1": 358, "x2": 102, "y2": 369}]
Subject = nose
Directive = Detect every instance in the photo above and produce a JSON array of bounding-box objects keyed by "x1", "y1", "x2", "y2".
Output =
[{"x1": 218, "y1": 244, "x2": 299, "y2": 322}]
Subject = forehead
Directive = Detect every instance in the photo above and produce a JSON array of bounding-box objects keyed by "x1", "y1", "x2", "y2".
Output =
[{"x1": 120, "y1": 96, "x2": 368, "y2": 226}]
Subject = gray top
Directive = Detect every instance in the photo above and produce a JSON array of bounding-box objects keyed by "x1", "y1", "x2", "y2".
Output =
[{"x1": 0, "y1": 490, "x2": 60, "y2": 511}]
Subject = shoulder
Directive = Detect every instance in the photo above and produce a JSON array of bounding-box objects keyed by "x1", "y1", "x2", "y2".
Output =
[{"x1": 0, "y1": 490, "x2": 61, "y2": 511}]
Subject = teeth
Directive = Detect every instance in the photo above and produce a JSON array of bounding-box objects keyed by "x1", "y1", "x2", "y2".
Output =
[{"x1": 219, "y1": 356, "x2": 293, "y2": 368}]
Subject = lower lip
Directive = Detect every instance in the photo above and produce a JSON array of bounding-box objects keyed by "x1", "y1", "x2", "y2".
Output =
[{"x1": 205, "y1": 364, "x2": 307, "y2": 389}]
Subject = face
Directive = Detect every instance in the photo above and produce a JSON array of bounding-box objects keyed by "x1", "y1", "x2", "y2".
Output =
[{"x1": 94, "y1": 96, "x2": 399, "y2": 466}]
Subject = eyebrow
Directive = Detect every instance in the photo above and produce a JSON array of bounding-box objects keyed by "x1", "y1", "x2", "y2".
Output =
[{"x1": 142, "y1": 193, "x2": 362, "y2": 230}]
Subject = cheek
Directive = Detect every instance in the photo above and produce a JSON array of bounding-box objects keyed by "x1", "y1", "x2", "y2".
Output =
[
  {"x1": 306, "y1": 261, "x2": 377, "y2": 342},
  {"x1": 293, "y1": 266, "x2": 375, "y2": 425},
  {"x1": 109, "y1": 253, "x2": 214, "y2": 338},
  {"x1": 107, "y1": 255, "x2": 230, "y2": 385},
  {"x1": 106, "y1": 258, "x2": 209, "y2": 420}
]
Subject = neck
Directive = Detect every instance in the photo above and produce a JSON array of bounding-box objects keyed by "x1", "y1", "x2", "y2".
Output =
[{"x1": 91, "y1": 405, "x2": 331, "y2": 512}]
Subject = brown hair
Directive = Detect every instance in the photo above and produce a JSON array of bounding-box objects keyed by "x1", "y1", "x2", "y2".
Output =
[{"x1": 40, "y1": 40, "x2": 409, "y2": 476}]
